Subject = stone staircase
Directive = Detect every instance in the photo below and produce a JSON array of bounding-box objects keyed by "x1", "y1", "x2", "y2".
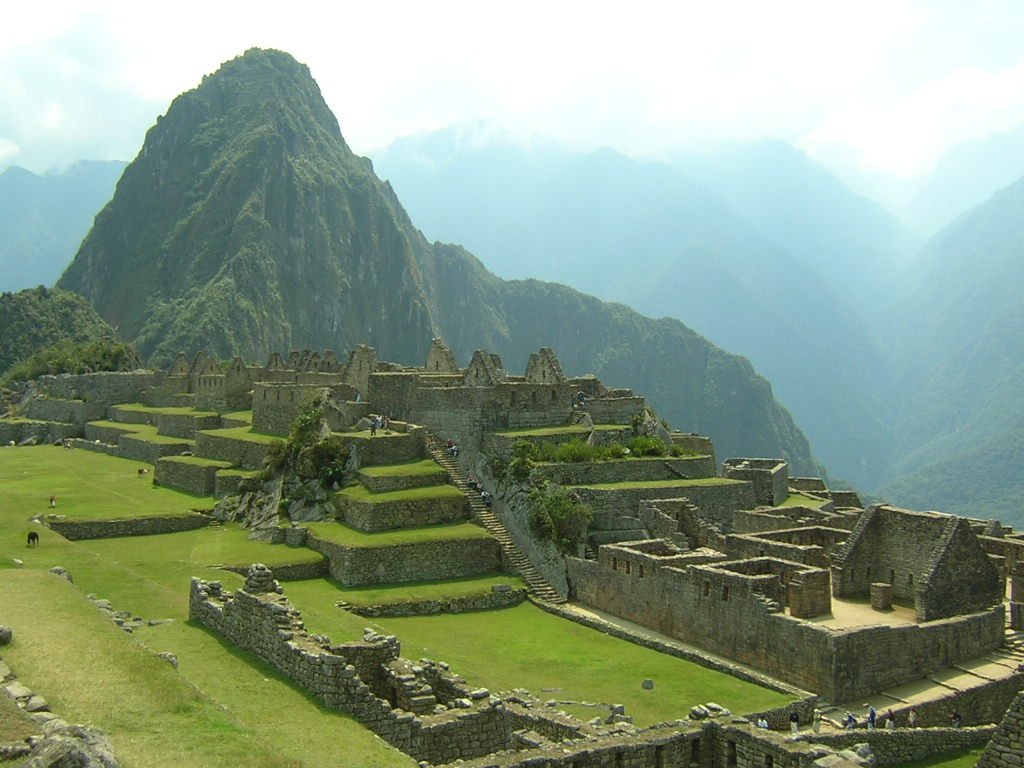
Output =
[{"x1": 426, "y1": 435, "x2": 566, "y2": 604}]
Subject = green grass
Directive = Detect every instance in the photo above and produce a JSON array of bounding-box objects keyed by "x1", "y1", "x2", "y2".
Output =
[
  {"x1": 0, "y1": 570, "x2": 411, "y2": 768},
  {"x1": 287, "y1": 600, "x2": 792, "y2": 727},
  {"x1": 160, "y1": 456, "x2": 234, "y2": 468},
  {"x1": 0, "y1": 445, "x2": 214, "y2": 520},
  {"x1": 0, "y1": 688, "x2": 39, "y2": 743},
  {"x1": 359, "y1": 460, "x2": 445, "y2": 477},
  {"x1": 892, "y1": 746, "x2": 985, "y2": 768},
  {"x1": 199, "y1": 426, "x2": 282, "y2": 443},
  {"x1": 575, "y1": 477, "x2": 743, "y2": 490},
  {"x1": 305, "y1": 521, "x2": 491, "y2": 548},
  {"x1": 776, "y1": 492, "x2": 829, "y2": 509},
  {"x1": 338, "y1": 484, "x2": 464, "y2": 503},
  {"x1": 221, "y1": 410, "x2": 252, "y2": 424},
  {"x1": 289, "y1": 574, "x2": 525, "y2": 608},
  {"x1": 114, "y1": 403, "x2": 219, "y2": 417},
  {"x1": 89, "y1": 420, "x2": 193, "y2": 445}
]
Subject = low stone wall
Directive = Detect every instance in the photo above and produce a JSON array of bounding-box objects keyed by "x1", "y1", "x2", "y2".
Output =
[
  {"x1": 194, "y1": 432, "x2": 271, "y2": 470},
  {"x1": 804, "y1": 726, "x2": 995, "y2": 765},
  {"x1": 307, "y1": 533, "x2": 501, "y2": 586},
  {"x1": 188, "y1": 575, "x2": 516, "y2": 763},
  {"x1": 346, "y1": 586, "x2": 526, "y2": 617},
  {"x1": 155, "y1": 457, "x2": 232, "y2": 496},
  {"x1": 25, "y1": 398, "x2": 108, "y2": 423},
  {"x1": 357, "y1": 468, "x2": 450, "y2": 493},
  {"x1": 157, "y1": 412, "x2": 222, "y2": 439},
  {"x1": 34, "y1": 371, "x2": 163, "y2": 406},
  {"x1": 49, "y1": 513, "x2": 213, "y2": 540},
  {"x1": 118, "y1": 435, "x2": 190, "y2": 464},
  {"x1": 221, "y1": 559, "x2": 328, "y2": 581},
  {"x1": 68, "y1": 437, "x2": 119, "y2": 456},
  {"x1": 533, "y1": 456, "x2": 716, "y2": 486},
  {"x1": 334, "y1": 491, "x2": 469, "y2": 532},
  {"x1": 83, "y1": 422, "x2": 134, "y2": 443},
  {"x1": 576, "y1": 481, "x2": 756, "y2": 532},
  {"x1": 0, "y1": 420, "x2": 81, "y2": 445}
]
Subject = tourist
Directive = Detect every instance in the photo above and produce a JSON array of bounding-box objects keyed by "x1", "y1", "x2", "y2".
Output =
[
  {"x1": 812, "y1": 708, "x2": 822, "y2": 733},
  {"x1": 844, "y1": 712, "x2": 857, "y2": 729},
  {"x1": 885, "y1": 708, "x2": 896, "y2": 730},
  {"x1": 789, "y1": 710, "x2": 800, "y2": 736},
  {"x1": 908, "y1": 709, "x2": 918, "y2": 727},
  {"x1": 951, "y1": 710, "x2": 962, "y2": 729},
  {"x1": 867, "y1": 705, "x2": 877, "y2": 730},
  {"x1": 757, "y1": 716, "x2": 769, "y2": 729}
]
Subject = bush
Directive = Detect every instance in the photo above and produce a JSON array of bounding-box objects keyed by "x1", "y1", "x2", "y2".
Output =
[
  {"x1": 529, "y1": 485, "x2": 594, "y2": 555},
  {"x1": 629, "y1": 436, "x2": 668, "y2": 457}
]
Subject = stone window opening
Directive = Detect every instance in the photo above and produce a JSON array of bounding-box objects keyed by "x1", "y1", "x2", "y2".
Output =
[
  {"x1": 722, "y1": 586, "x2": 730, "y2": 601},
  {"x1": 908, "y1": 573, "x2": 914, "y2": 586},
  {"x1": 639, "y1": 564, "x2": 644, "y2": 579},
  {"x1": 654, "y1": 744, "x2": 666, "y2": 768},
  {"x1": 703, "y1": 581, "x2": 710, "y2": 597},
  {"x1": 889, "y1": 568, "x2": 895, "y2": 583},
  {"x1": 690, "y1": 739, "x2": 700, "y2": 764},
  {"x1": 625, "y1": 561, "x2": 631, "y2": 575},
  {"x1": 765, "y1": 755, "x2": 774, "y2": 768},
  {"x1": 727, "y1": 740, "x2": 737, "y2": 767},
  {"x1": 612, "y1": 557, "x2": 617, "y2": 571}
]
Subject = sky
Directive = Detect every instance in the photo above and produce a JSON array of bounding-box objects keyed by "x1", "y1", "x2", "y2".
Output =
[{"x1": 2, "y1": 0, "x2": 1024, "y2": 186}]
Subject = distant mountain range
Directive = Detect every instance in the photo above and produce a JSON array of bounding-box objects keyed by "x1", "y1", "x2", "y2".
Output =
[
  {"x1": 373, "y1": 131, "x2": 908, "y2": 490},
  {"x1": 0, "y1": 161, "x2": 125, "y2": 292},
  {"x1": 54, "y1": 48, "x2": 819, "y2": 473}
]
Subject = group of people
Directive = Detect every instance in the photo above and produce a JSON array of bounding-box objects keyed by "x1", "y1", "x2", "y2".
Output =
[
  {"x1": 465, "y1": 475, "x2": 492, "y2": 507},
  {"x1": 445, "y1": 438, "x2": 459, "y2": 457},
  {"x1": 777, "y1": 705, "x2": 931, "y2": 735},
  {"x1": 369, "y1": 414, "x2": 391, "y2": 436}
]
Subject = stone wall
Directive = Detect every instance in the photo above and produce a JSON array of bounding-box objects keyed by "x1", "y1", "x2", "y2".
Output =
[
  {"x1": 583, "y1": 396, "x2": 647, "y2": 425},
  {"x1": 49, "y1": 513, "x2": 213, "y2": 540},
  {"x1": 0, "y1": 420, "x2": 81, "y2": 445},
  {"x1": 155, "y1": 457, "x2": 232, "y2": 496},
  {"x1": 156, "y1": 412, "x2": 222, "y2": 438},
  {"x1": 567, "y1": 540, "x2": 1006, "y2": 702},
  {"x1": 251, "y1": 383, "x2": 332, "y2": 436},
  {"x1": 24, "y1": 398, "x2": 107, "y2": 423},
  {"x1": 214, "y1": 470, "x2": 261, "y2": 498},
  {"x1": 346, "y1": 586, "x2": 526, "y2": 617},
  {"x1": 339, "y1": 430, "x2": 425, "y2": 467},
  {"x1": 725, "y1": 527, "x2": 848, "y2": 568},
  {"x1": 117, "y1": 435, "x2": 190, "y2": 463},
  {"x1": 194, "y1": 432, "x2": 272, "y2": 470},
  {"x1": 334, "y1": 491, "x2": 469, "y2": 532},
  {"x1": 807, "y1": 727, "x2": 995, "y2": 765},
  {"x1": 34, "y1": 371, "x2": 164, "y2": 405},
  {"x1": 306, "y1": 533, "x2": 502, "y2": 586},
  {"x1": 532, "y1": 456, "x2": 716, "y2": 486},
  {"x1": 979, "y1": 689, "x2": 1024, "y2": 768},
  {"x1": 357, "y1": 467, "x2": 450, "y2": 493},
  {"x1": 722, "y1": 458, "x2": 789, "y2": 507}
]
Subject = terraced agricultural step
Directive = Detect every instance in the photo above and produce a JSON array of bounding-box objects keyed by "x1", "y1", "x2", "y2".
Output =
[{"x1": 427, "y1": 435, "x2": 565, "y2": 604}]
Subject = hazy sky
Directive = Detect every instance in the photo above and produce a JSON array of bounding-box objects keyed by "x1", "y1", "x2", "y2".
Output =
[{"x1": 3, "y1": 0, "x2": 1024, "y2": 182}]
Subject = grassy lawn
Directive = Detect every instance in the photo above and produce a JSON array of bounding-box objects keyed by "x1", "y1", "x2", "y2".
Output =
[
  {"x1": 338, "y1": 484, "x2": 464, "y2": 503},
  {"x1": 305, "y1": 521, "x2": 491, "y2": 548},
  {"x1": 893, "y1": 747, "x2": 986, "y2": 768},
  {"x1": 288, "y1": 574, "x2": 525, "y2": 608},
  {"x1": 286, "y1": 601, "x2": 792, "y2": 727},
  {"x1": 0, "y1": 570, "x2": 411, "y2": 768},
  {"x1": 114, "y1": 403, "x2": 219, "y2": 417},
  {"x1": 576, "y1": 477, "x2": 743, "y2": 490},
  {"x1": 161, "y1": 455, "x2": 233, "y2": 468},
  {"x1": 0, "y1": 445, "x2": 214, "y2": 521},
  {"x1": 777, "y1": 492, "x2": 829, "y2": 509},
  {"x1": 89, "y1": 420, "x2": 193, "y2": 445},
  {"x1": 199, "y1": 426, "x2": 282, "y2": 443},
  {"x1": 359, "y1": 460, "x2": 445, "y2": 477},
  {"x1": 221, "y1": 410, "x2": 253, "y2": 424}
]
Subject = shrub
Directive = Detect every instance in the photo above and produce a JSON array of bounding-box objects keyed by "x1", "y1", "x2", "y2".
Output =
[
  {"x1": 529, "y1": 484, "x2": 594, "y2": 555},
  {"x1": 629, "y1": 436, "x2": 668, "y2": 457}
]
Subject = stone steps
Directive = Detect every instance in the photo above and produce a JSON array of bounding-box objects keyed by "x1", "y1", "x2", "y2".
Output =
[{"x1": 427, "y1": 435, "x2": 566, "y2": 604}]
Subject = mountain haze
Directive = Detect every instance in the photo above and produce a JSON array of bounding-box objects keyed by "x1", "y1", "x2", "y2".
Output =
[
  {"x1": 57, "y1": 49, "x2": 819, "y2": 472},
  {"x1": 374, "y1": 131, "x2": 892, "y2": 488},
  {"x1": 0, "y1": 161, "x2": 125, "y2": 292},
  {"x1": 882, "y1": 173, "x2": 1024, "y2": 523}
]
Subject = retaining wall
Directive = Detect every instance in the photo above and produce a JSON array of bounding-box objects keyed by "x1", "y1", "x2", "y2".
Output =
[
  {"x1": 357, "y1": 467, "x2": 450, "y2": 493},
  {"x1": 155, "y1": 457, "x2": 232, "y2": 496},
  {"x1": 346, "y1": 586, "x2": 526, "y2": 617},
  {"x1": 334, "y1": 491, "x2": 469, "y2": 532},
  {"x1": 532, "y1": 456, "x2": 716, "y2": 486},
  {"x1": 194, "y1": 432, "x2": 272, "y2": 470},
  {"x1": 49, "y1": 513, "x2": 213, "y2": 540}
]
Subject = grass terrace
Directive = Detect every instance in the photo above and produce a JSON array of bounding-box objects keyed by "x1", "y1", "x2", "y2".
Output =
[
  {"x1": 114, "y1": 403, "x2": 219, "y2": 417},
  {"x1": 305, "y1": 521, "x2": 491, "y2": 548},
  {"x1": 198, "y1": 425, "x2": 282, "y2": 443},
  {"x1": 359, "y1": 459, "x2": 445, "y2": 477},
  {"x1": 575, "y1": 477, "x2": 743, "y2": 490},
  {"x1": 776, "y1": 492, "x2": 831, "y2": 509},
  {"x1": 495, "y1": 424, "x2": 628, "y2": 437},
  {"x1": 289, "y1": 574, "x2": 524, "y2": 609},
  {"x1": 88, "y1": 420, "x2": 194, "y2": 445},
  {"x1": 337, "y1": 483, "x2": 464, "y2": 503},
  {"x1": 0, "y1": 445, "x2": 214, "y2": 519},
  {"x1": 161, "y1": 455, "x2": 233, "y2": 468}
]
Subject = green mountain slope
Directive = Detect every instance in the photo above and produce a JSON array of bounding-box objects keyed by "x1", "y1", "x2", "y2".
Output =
[
  {"x1": 0, "y1": 161, "x2": 125, "y2": 292},
  {"x1": 57, "y1": 48, "x2": 819, "y2": 473},
  {"x1": 0, "y1": 286, "x2": 116, "y2": 375},
  {"x1": 882, "y1": 174, "x2": 1024, "y2": 523}
]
